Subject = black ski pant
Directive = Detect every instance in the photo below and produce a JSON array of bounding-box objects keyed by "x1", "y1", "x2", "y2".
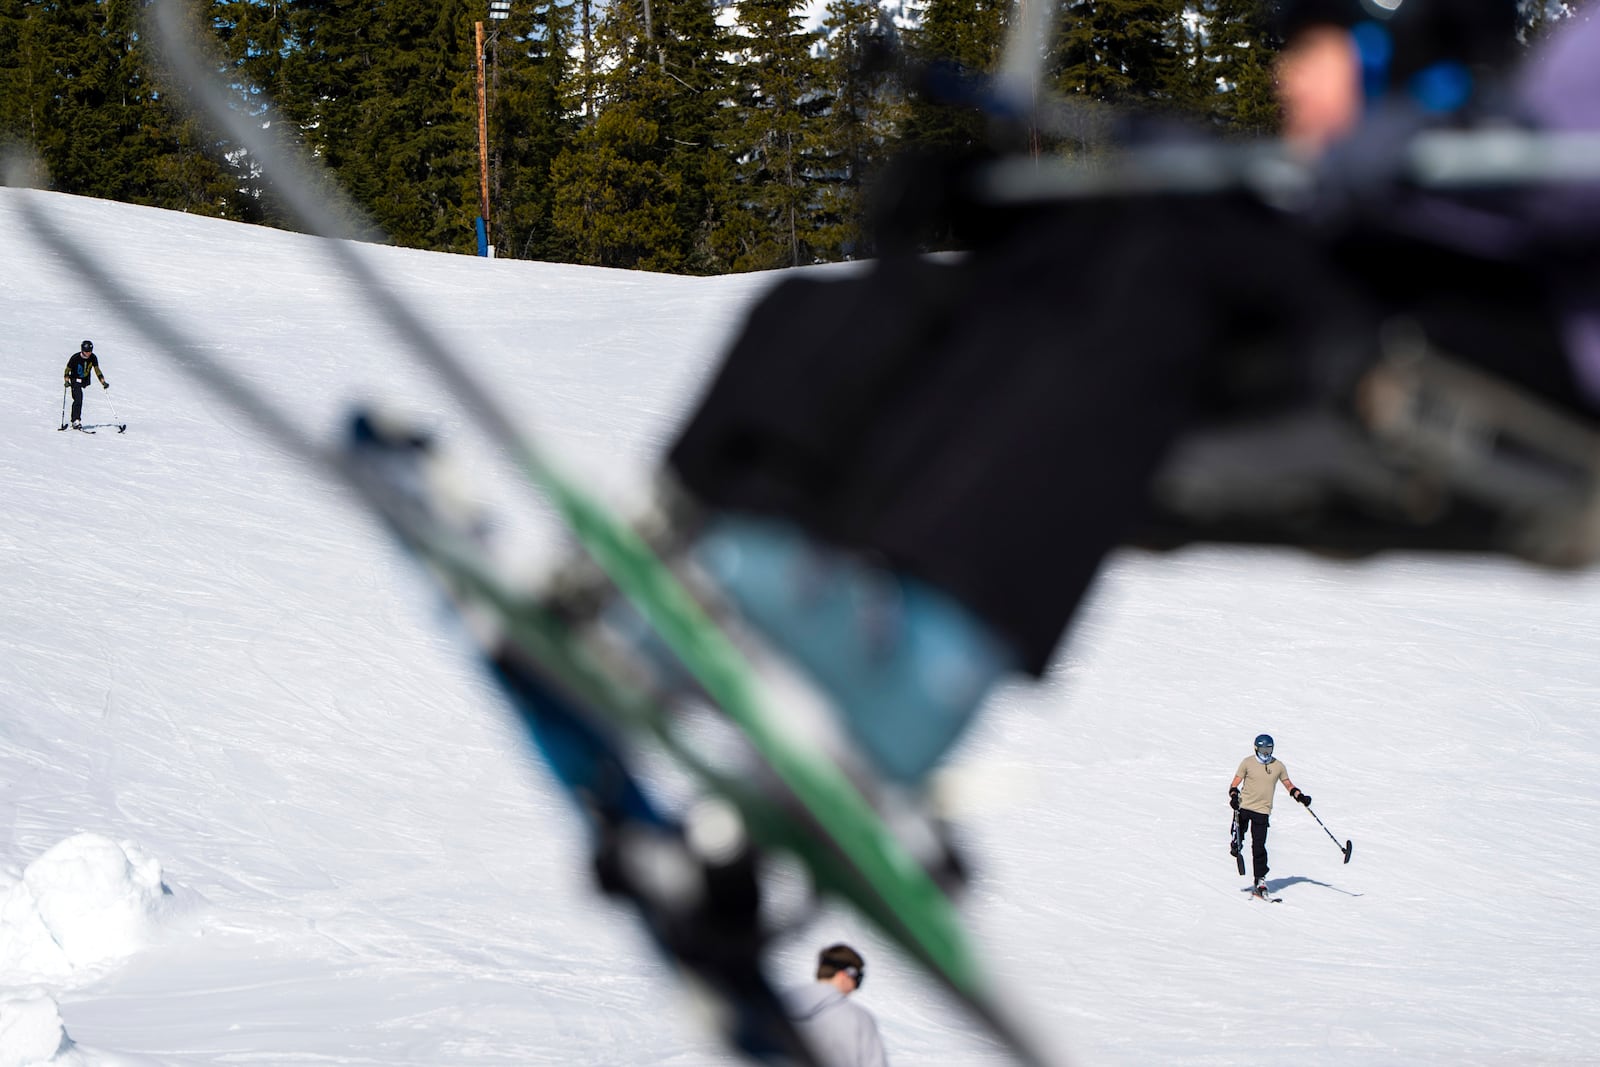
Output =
[
  {"x1": 1238, "y1": 808, "x2": 1271, "y2": 882},
  {"x1": 68, "y1": 381, "x2": 87, "y2": 424},
  {"x1": 670, "y1": 196, "x2": 1377, "y2": 675}
]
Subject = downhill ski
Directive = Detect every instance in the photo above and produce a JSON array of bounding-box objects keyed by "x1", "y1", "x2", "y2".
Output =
[{"x1": 346, "y1": 414, "x2": 823, "y2": 1064}]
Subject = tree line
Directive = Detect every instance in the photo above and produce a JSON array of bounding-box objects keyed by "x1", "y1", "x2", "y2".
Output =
[{"x1": 3, "y1": 0, "x2": 1326, "y2": 272}]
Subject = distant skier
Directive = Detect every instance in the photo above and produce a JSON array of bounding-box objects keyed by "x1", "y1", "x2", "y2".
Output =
[
  {"x1": 62, "y1": 340, "x2": 109, "y2": 430},
  {"x1": 1230, "y1": 734, "x2": 1311, "y2": 898},
  {"x1": 783, "y1": 943, "x2": 888, "y2": 1067}
]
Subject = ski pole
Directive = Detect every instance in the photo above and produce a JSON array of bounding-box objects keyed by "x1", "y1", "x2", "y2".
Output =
[
  {"x1": 59, "y1": 385, "x2": 67, "y2": 429},
  {"x1": 105, "y1": 390, "x2": 124, "y2": 430},
  {"x1": 1306, "y1": 805, "x2": 1353, "y2": 864}
]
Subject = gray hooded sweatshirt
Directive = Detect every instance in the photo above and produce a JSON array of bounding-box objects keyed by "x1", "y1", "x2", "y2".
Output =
[{"x1": 783, "y1": 981, "x2": 888, "y2": 1067}]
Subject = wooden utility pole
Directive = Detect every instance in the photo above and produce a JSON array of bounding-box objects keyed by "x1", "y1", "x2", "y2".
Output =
[{"x1": 475, "y1": 20, "x2": 492, "y2": 246}]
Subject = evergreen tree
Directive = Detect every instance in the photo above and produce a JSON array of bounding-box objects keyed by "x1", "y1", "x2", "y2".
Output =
[
  {"x1": 1, "y1": 0, "x2": 234, "y2": 214},
  {"x1": 549, "y1": 85, "x2": 686, "y2": 270},
  {"x1": 485, "y1": 0, "x2": 580, "y2": 261},
  {"x1": 1054, "y1": 0, "x2": 1192, "y2": 110},
  {"x1": 811, "y1": 0, "x2": 908, "y2": 258},
  {"x1": 202, "y1": 0, "x2": 301, "y2": 225},
  {"x1": 207, "y1": 0, "x2": 393, "y2": 239},
  {"x1": 900, "y1": 0, "x2": 1007, "y2": 155},
  {"x1": 0, "y1": 0, "x2": 40, "y2": 151},
  {"x1": 550, "y1": 0, "x2": 728, "y2": 271},
  {"x1": 216, "y1": 0, "x2": 482, "y2": 251},
  {"x1": 550, "y1": 0, "x2": 688, "y2": 270},
  {"x1": 1192, "y1": 0, "x2": 1279, "y2": 134},
  {"x1": 347, "y1": 0, "x2": 481, "y2": 250},
  {"x1": 653, "y1": 0, "x2": 734, "y2": 273},
  {"x1": 719, "y1": 0, "x2": 829, "y2": 270}
]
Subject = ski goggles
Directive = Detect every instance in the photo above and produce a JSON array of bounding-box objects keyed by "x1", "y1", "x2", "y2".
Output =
[{"x1": 1256, "y1": 742, "x2": 1274, "y2": 759}]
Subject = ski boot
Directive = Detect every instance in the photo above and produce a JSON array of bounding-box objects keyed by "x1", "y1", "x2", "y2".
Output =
[{"x1": 1250, "y1": 879, "x2": 1281, "y2": 902}]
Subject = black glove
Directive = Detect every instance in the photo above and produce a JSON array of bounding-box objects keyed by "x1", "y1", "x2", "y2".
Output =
[
  {"x1": 1228, "y1": 787, "x2": 1241, "y2": 810},
  {"x1": 1291, "y1": 788, "x2": 1311, "y2": 806},
  {"x1": 102, "y1": 380, "x2": 110, "y2": 389}
]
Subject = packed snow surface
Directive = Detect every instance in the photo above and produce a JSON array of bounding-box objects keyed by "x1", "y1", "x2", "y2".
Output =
[{"x1": 3, "y1": 186, "x2": 1599, "y2": 1065}]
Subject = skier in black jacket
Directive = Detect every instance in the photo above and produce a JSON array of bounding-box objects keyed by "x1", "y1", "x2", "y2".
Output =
[{"x1": 63, "y1": 340, "x2": 109, "y2": 429}]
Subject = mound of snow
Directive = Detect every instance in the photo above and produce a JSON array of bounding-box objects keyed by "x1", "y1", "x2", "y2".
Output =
[
  {"x1": 0, "y1": 994, "x2": 70, "y2": 1067},
  {"x1": 0, "y1": 835, "x2": 176, "y2": 982}
]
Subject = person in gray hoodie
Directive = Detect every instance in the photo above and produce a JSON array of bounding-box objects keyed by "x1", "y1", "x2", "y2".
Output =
[{"x1": 784, "y1": 943, "x2": 887, "y2": 1067}]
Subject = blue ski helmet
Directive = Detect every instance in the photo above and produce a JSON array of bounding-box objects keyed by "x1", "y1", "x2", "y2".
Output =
[{"x1": 1254, "y1": 734, "x2": 1275, "y2": 761}]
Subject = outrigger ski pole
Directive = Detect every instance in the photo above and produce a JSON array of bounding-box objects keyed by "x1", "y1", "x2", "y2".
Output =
[
  {"x1": 105, "y1": 391, "x2": 127, "y2": 432},
  {"x1": 1306, "y1": 805, "x2": 1354, "y2": 864},
  {"x1": 58, "y1": 385, "x2": 67, "y2": 430}
]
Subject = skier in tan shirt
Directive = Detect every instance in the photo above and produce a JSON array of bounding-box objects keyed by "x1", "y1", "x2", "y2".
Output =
[{"x1": 1229, "y1": 734, "x2": 1310, "y2": 898}]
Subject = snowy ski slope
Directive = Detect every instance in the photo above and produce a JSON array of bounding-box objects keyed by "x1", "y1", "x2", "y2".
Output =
[{"x1": 3, "y1": 187, "x2": 1599, "y2": 1065}]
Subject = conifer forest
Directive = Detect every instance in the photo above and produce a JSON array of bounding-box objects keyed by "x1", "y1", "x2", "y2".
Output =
[{"x1": 0, "y1": 0, "x2": 1555, "y2": 271}]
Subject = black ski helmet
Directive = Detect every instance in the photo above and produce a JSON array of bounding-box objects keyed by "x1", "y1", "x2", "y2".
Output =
[
  {"x1": 80, "y1": 340, "x2": 93, "y2": 352},
  {"x1": 1254, "y1": 734, "x2": 1275, "y2": 760}
]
